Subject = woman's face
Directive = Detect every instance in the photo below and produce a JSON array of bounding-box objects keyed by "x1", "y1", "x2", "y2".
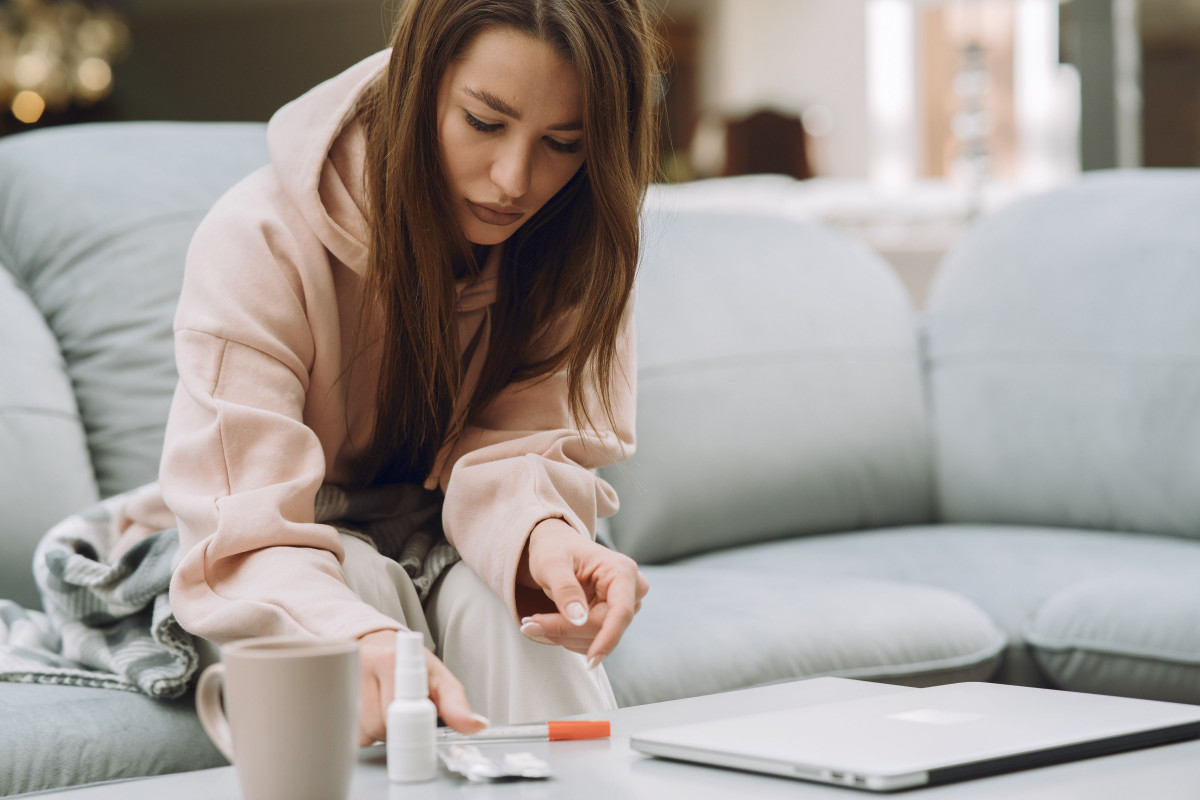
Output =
[{"x1": 436, "y1": 27, "x2": 587, "y2": 246}]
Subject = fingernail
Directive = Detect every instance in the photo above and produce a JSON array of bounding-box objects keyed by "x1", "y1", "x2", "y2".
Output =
[
  {"x1": 520, "y1": 621, "x2": 553, "y2": 645},
  {"x1": 586, "y1": 655, "x2": 604, "y2": 671},
  {"x1": 471, "y1": 713, "x2": 490, "y2": 728},
  {"x1": 566, "y1": 602, "x2": 588, "y2": 626},
  {"x1": 520, "y1": 617, "x2": 533, "y2": 625}
]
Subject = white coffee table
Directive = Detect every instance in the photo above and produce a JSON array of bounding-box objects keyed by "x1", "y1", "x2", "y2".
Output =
[{"x1": 45, "y1": 678, "x2": 1200, "y2": 799}]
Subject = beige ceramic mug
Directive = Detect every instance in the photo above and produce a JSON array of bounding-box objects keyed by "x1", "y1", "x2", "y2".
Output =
[{"x1": 196, "y1": 636, "x2": 360, "y2": 800}]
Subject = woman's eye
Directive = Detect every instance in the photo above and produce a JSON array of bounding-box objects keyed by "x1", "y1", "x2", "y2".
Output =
[
  {"x1": 463, "y1": 109, "x2": 580, "y2": 154},
  {"x1": 546, "y1": 137, "x2": 581, "y2": 155},
  {"x1": 464, "y1": 111, "x2": 501, "y2": 133}
]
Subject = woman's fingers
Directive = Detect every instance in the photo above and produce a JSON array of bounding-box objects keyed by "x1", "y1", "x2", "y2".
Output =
[
  {"x1": 519, "y1": 618, "x2": 594, "y2": 654},
  {"x1": 356, "y1": 629, "x2": 396, "y2": 745},
  {"x1": 358, "y1": 669, "x2": 383, "y2": 746},
  {"x1": 537, "y1": 555, "x2": 591, "y2": 626},
  {"x1": 425, "y1": 650, "x2": 487, "y2": 734},
  {"x1": 523, "y1": 524, "x2": 650, "y2": 668},
  {"x1": 356, "y1": 632, "x2": 484, "y2": 742},
  {"x1": 521, "y1": 603, "x2": 605, "y2": 649},
  {"x1": 524, "y1": 521, "x2": 596, "y2": 627},
  {"x1": 586, "y1": 571, "x2": 639, "y2": 668},
  {"x1": 521, "y1": 598, "x2": 634, "y2": 663}
]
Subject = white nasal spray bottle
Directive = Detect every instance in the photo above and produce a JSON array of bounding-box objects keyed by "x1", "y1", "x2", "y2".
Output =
[{"x1": 387, "y1": 630, "x2": 437, "y2": 783}]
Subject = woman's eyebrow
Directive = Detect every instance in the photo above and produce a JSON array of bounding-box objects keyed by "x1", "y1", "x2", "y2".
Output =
[
  {"x1": 465, "y1": 86, "x2": 520, "y2": 118},
  {"x1": 463, "y1": 86, "x2": 582, "y2": 132}
]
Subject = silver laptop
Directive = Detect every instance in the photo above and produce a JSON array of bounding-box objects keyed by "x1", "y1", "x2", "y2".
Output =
[{"x1": 631, "y1": 682, "x2": 1200, "y2": 791}]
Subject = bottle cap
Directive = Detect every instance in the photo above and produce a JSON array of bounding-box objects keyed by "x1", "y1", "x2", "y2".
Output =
[{"x1": 393, "y1": 630, "x2": 428, "y2": 699}]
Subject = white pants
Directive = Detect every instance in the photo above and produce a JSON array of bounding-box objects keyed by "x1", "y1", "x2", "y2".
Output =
[{"x1": 338, "y1": 533, "x2": 617, "y2": 725}]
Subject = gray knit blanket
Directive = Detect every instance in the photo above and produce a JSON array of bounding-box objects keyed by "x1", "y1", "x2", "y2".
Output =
[{"x1": 0, "y1": 483, "x2": 458, "y2": 699}]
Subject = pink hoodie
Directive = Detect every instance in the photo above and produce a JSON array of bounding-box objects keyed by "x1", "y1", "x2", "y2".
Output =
[{"x1": 159, "y1": 50, "x2": 636, "y2": 644}]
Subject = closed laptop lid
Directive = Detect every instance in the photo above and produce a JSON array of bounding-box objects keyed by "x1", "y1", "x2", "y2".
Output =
[{"x1": 631, "y1": 682, "x2": 1200, "y2": 791}]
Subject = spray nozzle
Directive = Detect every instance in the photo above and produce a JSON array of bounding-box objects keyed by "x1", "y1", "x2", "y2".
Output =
[{"x1": 393, "y1": 630, "x2": 429, "y2": 700}]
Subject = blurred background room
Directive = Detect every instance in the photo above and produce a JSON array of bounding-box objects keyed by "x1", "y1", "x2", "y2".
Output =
[{"x1": 1, "y1": 0, "x2": 1197, "y2": 303}]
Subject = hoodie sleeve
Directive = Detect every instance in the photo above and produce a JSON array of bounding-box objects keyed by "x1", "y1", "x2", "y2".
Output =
[
  {"x1": 162, "y1": 169, "x2": 401, "y2": 645},
  {"x1": 435, "y1": 300, "x2": 638, "y2": 623}
]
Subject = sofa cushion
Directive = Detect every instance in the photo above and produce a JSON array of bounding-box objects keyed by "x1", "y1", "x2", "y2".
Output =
[
  {"x1": 0, "y1": 122, "x2": 269, "y2": 609},
  {"x1": 604, "y1": 567, "x2": 1004, "y2": 708},
  {"x1": 0, "y1": 122, "x2": 269, "y2": 502},
  {"x1": 0, "y1": 683, "x2": 224, "y2": 796},
  {"x1": 601, "y1": 204, "x2": 934, "y2": 564},
  {"x1": 1025, "y1": 575, "x2": 1200, "y2": 704},
  {"x1": 0, "y1": 269, "x2": 98, "y2": 610},
  {"x1": 925, "y1": 170, "x2": 1200, "y2": 539},
  {"x1": 672, "y1": 524, "x2": 1200, "y2": 689}
]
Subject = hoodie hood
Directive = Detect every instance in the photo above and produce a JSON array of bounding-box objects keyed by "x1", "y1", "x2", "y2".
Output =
[
  {"x1": 266, "y1": 50, "x2": 391, "y2": 275},
  {"x1": 266, "y1": 48, "x2": 500, "y2": 313}
]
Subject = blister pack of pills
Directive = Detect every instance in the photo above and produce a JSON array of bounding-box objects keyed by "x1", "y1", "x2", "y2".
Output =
[{"x1": 438, "y1": 744, "x2": 552, "y2": 782}]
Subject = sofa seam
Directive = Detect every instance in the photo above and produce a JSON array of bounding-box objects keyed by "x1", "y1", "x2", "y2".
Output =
[
  {"x1": 0, "y1": 406, "x2": 80, "y2": 421},
  {"x1": 641, "y1": 349, "x2": 919, "y2": 379},
  {"x1": 915, "y1": 311, "x2": 944, "y2": 524},
  {"x1": 927, "y1": 351, "x2": 1200, "y2": 367},
  {"x1": 846, "y1": 631, "x2": 1008, "y2": 677},
  {"x1": 759, "y1": 630, "x2": 1011, "y2": 686},
  {"x1": 737, "y1": 634, "x2": 1008, "y2": 694},
  {"x1": 1023, "y1": 629, "x2": 1200, "y2": 667},
  {"x1": 0, "y1": 240, "x2": 21, "y2": 290}
]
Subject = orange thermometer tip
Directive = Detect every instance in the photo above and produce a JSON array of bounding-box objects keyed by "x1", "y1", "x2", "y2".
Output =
[{"x1": 546, "y1": 720, "x2": 611, "y2": 741}]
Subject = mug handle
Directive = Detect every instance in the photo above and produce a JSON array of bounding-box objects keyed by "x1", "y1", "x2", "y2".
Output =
[{"x1": 196, "y1": 663, "x2": 236, "y2": 763}]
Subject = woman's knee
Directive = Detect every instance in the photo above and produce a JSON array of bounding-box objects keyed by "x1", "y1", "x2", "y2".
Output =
[
  {"x1": 426, "y1": 562, "x2": 617, "y2": 722},
  {"x1": 426, "y1": 561, "x2": 513, "y2": 650},
  {"x1": 338, "y1": 533, "x2": 429, "y2": 638}
]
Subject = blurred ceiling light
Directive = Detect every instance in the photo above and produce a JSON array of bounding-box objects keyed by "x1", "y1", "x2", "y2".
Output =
[
  {"x1": 76, "y1": 56, "x2": 112, "y2": 95},
  {"x1": 0, "y1": 0, "x2": 130, "y2": 122},
  {"x1": 12, "y1": 90, "x2": 46, "y2": 124},
  {"x1": 15, "y1": 52, "x2": 54, "y2": 86}
]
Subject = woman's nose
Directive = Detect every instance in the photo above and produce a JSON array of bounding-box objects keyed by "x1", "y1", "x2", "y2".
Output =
[{"x1": 491, "y1": 141, "x2": 532, "y2": 200}]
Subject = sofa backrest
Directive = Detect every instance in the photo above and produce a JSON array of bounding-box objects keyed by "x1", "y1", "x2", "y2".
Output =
[
  {"x1": 925, "y1": 170, "x2": 1200, "y2": 539},
  {"x1": 0, "y1": 122, "x2": 268, "y2": 608},
  {"x1": 601, "y1": 198, "x2": 935, "y2": 564},
  {"x1": 0, "y1": 121, "x2": 938, "y2": 606}
]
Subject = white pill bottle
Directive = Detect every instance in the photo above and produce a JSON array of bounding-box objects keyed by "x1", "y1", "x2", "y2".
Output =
[{"x1": 386, "y1": 630, "x2": 437, "y2": 783}]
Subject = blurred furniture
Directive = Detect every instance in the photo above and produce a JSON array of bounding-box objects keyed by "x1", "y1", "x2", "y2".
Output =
[
  {"x1": 3, "y1": 122, "x2": 1200, "y2": 794},
  {"x1": 656, "y1": 15, "x2": 699, "y2": 182},
  {"x1": 723, "y1": 109, "x2": 813, "y2": 179},
  {"x1": 1140, "y1": 0, "x2": 1200, "y2": 168}
]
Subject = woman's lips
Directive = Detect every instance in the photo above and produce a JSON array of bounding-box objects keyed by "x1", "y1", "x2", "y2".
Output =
[{"x1": 466, "y1": 200, "x2": 524, "y2": 226}]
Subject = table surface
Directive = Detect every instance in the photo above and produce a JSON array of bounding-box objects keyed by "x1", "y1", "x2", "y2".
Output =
[{"x1": 45, "y1": 678, "x2": 1200, "y2": 799}]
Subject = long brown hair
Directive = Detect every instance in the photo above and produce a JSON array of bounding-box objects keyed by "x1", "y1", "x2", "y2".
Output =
[{"x1": 354, "y1": 0, "x2": 662, "y2": 484}]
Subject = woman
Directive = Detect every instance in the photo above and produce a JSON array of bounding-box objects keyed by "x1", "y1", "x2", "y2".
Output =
[{"x1": 160, "y1": 0, "x2": 660, "y2": 745}]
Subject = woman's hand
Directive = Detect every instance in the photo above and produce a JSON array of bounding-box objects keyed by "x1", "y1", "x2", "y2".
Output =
[
  {"x1": 515, "y1": 519, "x2": 649, "y2": 670},
  {"x1": 355, "y1": 629, "x2": 487, "y2": 746}
]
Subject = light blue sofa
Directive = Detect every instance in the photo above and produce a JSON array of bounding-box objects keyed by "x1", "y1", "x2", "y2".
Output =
[{"x1": 2, "y1": 122, "x2": 1198, "y2": 795}]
